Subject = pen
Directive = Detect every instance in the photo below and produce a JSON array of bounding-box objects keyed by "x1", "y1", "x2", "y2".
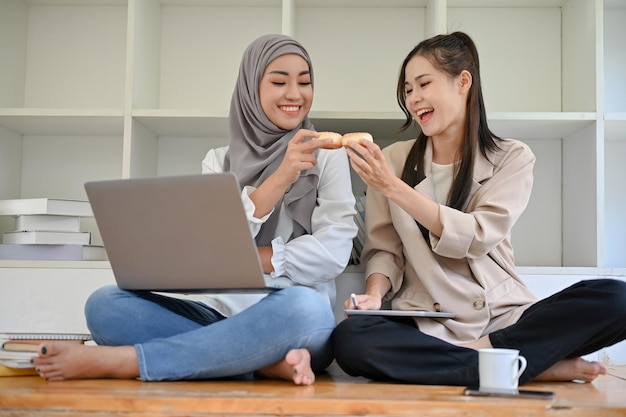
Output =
[{"x1": 350, "y1": 293, "x2": 359, "y2": 309}]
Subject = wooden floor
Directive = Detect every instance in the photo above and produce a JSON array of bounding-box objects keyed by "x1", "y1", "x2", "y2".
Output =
[{"x1": 1, "y1": 364, "x2": 625, "y2": 417}]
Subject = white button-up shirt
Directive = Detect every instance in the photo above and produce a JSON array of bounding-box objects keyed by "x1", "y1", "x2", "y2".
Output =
[{"x1": 197, "y1": 146, "x2": 358, "y2": 317}]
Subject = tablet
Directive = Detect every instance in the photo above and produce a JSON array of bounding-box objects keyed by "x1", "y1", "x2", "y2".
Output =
[{"x1": 344, "y1": 309, "x2": 455, "y2": 318}]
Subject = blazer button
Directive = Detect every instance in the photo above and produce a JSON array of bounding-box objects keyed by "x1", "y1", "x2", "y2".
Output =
[{"x1": 473, "y1": 298, "x2": 485, "y2": 310}]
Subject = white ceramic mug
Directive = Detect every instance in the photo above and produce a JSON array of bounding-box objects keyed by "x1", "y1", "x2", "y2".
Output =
[{"x1": 478, "y1": 348, "x2": 527, "y2": 393}]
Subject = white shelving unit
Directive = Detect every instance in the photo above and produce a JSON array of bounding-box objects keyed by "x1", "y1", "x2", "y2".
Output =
[{"x1": 1, "y1": 1, "x2": 625, "y2": 337}]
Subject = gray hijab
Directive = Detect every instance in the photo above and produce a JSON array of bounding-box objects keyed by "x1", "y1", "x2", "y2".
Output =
[{"x1": 224, "y1": 34, "x2": 318, "y2": 246}]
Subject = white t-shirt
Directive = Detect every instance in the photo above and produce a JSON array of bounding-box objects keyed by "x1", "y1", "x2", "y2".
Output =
[{"x1": 431, "y1": 162, "x2": 455, "y2": 205}]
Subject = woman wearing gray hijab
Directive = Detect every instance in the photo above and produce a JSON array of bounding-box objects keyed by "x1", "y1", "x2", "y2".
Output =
[{"x1": 33, "y1": 34, "x2": 358, "y2": 385}]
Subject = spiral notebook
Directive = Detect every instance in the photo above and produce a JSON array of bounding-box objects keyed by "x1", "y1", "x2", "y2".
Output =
[{"x1": 0, "y1": 332, "x2": 92, "y2": 341}]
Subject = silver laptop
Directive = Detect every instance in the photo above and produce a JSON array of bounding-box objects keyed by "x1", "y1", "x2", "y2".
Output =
[{"x1": 84, "y1": 173, "x2": 276, "y2": 293}]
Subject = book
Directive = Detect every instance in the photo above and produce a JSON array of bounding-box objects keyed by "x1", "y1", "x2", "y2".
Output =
[
  {"x1": 0, "y1": 198, "x2": 93, "y2": 217},
  {"x1": 0, "y1": 364, "x2": 38, "y2": 377},
  {"x1": 0, "y1": 244, "x2": 107, "y2": 261},
  {"x1": 0, "y1": 350, "x2": 37, "y2": 368},
  {"x1": 3, "y1": 339, "x2": 85, "y2": 352},
  {"x1": 2, "y1": 231, "x2": 91, "y2": 245},
  {"x1": 2, "y1": 340, "x2": 45, "y2": 352},
  {"x1": 0, "y1": 333, "x2": 92, "y2": 341},
  {"x1": 15, "y1": 214, "x2": 81, "y2": 232}
]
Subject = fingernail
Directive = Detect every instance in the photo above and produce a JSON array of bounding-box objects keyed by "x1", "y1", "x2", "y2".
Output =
[{"x1": 41, "y1": 346, "x2": 47, "y2": 355}]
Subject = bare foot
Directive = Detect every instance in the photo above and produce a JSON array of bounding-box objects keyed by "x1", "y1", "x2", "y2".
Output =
[
  {"x1": 31, "y1": 342, "x2": 139, "y2": 381},
  {"x1": 257, "y1": 349, "x2": 315, "y2": 385},
  {"x1": 535, "y1": 357, "x2": 608, "y2": 383}
]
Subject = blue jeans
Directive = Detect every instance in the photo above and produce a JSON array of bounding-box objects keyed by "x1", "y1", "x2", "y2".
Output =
[{"x1": 85, "y1": 285, "x2": 335, "y2": 381}]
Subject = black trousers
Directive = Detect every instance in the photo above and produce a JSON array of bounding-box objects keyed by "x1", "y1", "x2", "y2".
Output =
[{"x1": 331, "y1": 279, "x2": 626, "y2": 386}]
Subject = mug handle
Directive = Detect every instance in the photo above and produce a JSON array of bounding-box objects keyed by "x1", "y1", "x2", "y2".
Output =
[{"x1": 514, "y1": 355, "x2": 528, "y2": 382}]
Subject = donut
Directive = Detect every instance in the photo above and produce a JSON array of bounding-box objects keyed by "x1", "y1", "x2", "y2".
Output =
[
  {"x1": 315, "y1": 131, "x2": 343, "y2": 149},
  {"x1": 341, "y1": 132, "x2": 374, "y2": 147}
]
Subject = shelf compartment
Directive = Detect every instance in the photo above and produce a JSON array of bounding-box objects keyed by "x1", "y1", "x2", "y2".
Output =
[
  {"x1": 128, "y1": 116, "x2": 226, "y2": 180},
  {"x1": 447, "y1": 0, "x2": 595, "y2": 113},
  {"x1": 0, "y1": 1, "x2": 128, "y2": 109},
  {"x1": 604, "y1": 137, "x2": 626, "y2": 268},
  {"x1": 605, "y1": 114, "x2": 626, "y2": 142}
]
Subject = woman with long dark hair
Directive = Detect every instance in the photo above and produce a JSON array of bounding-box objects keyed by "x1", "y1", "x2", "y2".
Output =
[{"x1": 332, "y1": 31, "x2": 626, "y2": 386}]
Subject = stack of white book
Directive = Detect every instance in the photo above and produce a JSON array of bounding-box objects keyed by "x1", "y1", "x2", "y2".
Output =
[
  {"x1": 0, "y1": 332, "x2": 93, "y2": 369},
  {"x1": 0, "y1": 198, "x2": 106, "y2": 261}
]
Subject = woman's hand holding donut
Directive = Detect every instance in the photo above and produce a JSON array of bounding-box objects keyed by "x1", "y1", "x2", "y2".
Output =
[
  {"x1": 345, "y1": 138, "x2": 397, "y2": 197},
  {"x1": 251, "y1": 129, "x2": 329, "y2": 219},
  {"x1": 275, "y1": 129, "x2": 332, "y2": 186}
]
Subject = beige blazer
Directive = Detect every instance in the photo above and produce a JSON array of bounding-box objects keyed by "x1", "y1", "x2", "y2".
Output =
[{"x1": 362, "y1": 138, "x2": 538, "y2": 344}]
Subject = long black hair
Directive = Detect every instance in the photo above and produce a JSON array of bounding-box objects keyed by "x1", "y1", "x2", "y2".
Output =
[{"x1": 396, "y1": 31, "x2": 502, "y2": 240}]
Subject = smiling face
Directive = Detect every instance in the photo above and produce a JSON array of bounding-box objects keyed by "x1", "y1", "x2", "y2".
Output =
[
  {"x1": 258, "y1": 53, "x2": 313, "y2": 131},
  {"x1": 403, "y1": 55, "x2": 470, "y2": 142}
]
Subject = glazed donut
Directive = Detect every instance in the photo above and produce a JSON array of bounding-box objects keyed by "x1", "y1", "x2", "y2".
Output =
[
  {"x1": 315, "y1": 131, "x2": 343, "y2": 149},
  {"x1": 341, "y1": 132, "x2": 374, "y2": 147}
]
